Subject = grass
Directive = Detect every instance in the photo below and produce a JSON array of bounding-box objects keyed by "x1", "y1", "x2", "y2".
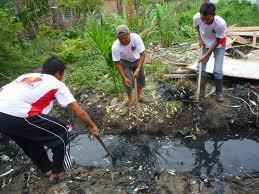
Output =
[
  {"x1": 217, "y1": 0, "x2": 259, "y2": 26},
  {"x1": 145, "y1": 59, "x2": 171, "y2": 81}
]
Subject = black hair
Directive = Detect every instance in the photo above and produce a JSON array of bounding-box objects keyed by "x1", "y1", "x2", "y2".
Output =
[
  {"x1": 42, "y1": 57, "x2": 65, "y2": 75},
  {"x1": 200, "y1": 3, "x2": 216, "y2": 16}
]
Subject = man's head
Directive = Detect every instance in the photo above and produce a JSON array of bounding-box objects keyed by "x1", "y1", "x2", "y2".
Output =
[
  {"x1": 200, "y1": 3, "x2": 216, "y2": 25},
  {"x1": 116, "y1": 25, "x2": 130, "y2": 46},
  {"x1": 42, "y1": 57, "x2": 65, "y2": 80}
]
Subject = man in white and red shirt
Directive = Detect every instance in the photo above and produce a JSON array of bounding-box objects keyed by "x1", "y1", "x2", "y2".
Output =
[
  {"x1": 0, "y1": 57, "x2": 99, "y2": 182},
  {"x1": 193, "y1": 2, "x2": 226, "y2": 102},
  {"x1": 112, "y1": 25, "x2": 146, "y2": 105}
]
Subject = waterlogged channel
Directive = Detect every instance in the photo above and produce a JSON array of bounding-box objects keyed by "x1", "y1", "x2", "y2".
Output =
[{"x1": 70, "y1": 132, "x2": 259, "y2": 178}]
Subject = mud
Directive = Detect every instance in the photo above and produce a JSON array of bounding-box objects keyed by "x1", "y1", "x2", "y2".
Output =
[{"x1": 74, "y1": 80, "x2": 258, "y2": 138}]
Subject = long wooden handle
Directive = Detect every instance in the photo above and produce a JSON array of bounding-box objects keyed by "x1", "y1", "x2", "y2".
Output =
[
  {"x1": 96, "y1": 135, "x2": 115, "y2": 161},
  {"x1": 134, "y1": 78, "x2": 139, "y2": 136},
  {"x1": 195, "y1": 47, "x2": 203, "y2": 102}
]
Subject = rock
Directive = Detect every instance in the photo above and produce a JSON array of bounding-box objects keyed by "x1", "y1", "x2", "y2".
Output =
[
  {"x1": 110, "y1": 98, "x2": 118, "y2": 107},
  {"x1": 1, "y1": 155, "x2": 10, "y2": 162}
]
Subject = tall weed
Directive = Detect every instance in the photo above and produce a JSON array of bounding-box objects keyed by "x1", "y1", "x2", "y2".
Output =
[
  {"x1": 86, "y1": 17, "x2": 123, "y2": 96},
  {"x1": 217, "y1": 0, "x2": 259, "y2": 26}
]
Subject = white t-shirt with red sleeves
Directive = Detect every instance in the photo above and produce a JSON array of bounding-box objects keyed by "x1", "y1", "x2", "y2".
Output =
[
  {"x1": 112, "y1": 33, "x2": 145, "y2": 62},
  {"x1": 193, "y1": 13, "x2": 226, "y2": 48},
  {"x1": 0, "y1": 73, "x2": 76, "y2": 118}
]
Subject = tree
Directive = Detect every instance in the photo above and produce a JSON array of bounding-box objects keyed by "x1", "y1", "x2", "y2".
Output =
[{"x1": 116, "y1": 0, "x2": 123, "y2": 15}]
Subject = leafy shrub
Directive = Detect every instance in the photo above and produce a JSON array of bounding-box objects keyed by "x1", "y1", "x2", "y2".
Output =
[
  {"x1": 217, "y1": 0, "x2": 259, "y2": 26},
  {"x1": 0, "y1": 9, "x2": 25, "y2": 82}
]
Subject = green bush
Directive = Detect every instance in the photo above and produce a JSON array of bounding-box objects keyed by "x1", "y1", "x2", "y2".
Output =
[
  {"x1": 0, "y1": 9, "x2": 25, "y2": 82},
  {"x1": 217, "y1": 0, "x2": 259, "y2": 26}
]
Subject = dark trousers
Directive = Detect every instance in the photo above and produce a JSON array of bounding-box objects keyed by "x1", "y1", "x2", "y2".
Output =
[
  {"x1": 121, "y1": 59, "x2": 146, "y2": 95},
  {"x1": 0, "y1": 112, "x2": 72, "y2": 173}
]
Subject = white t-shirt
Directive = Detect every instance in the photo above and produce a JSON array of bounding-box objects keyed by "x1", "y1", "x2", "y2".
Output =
[
  {"x1": 193, "y1": 13, "x2": 226, "y2": 48},
  {"x1": 112, "y1": 33, "x2": 145, "y2": 62},
  {"x1": 0, "y1": 73, "x2": 76, "y2": 118}
]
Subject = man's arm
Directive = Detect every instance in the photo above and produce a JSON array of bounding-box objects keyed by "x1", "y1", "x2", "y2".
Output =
[
  {"x1": 196, "y1": 26, "x2": 204, "y2": 48},
  {"x1": 69, "y1": 101, "x2": 99, "y2": 137},
  {"x1": 137, "y1": 51, "x2": 145, "y2": 70},
  {"x1": 116, "y1": 62, "x2": 131, "y2": 87},
  {"x1": 199, "y1": 38, "x2": 221, "y2": 63},
  {"x1": 133, "y1": 51, "x2": 145, "y2": 79}
]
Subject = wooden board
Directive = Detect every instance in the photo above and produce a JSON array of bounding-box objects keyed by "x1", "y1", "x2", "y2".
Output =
[
  {"x1": 229, "y1": 35, "x2": 249, "y2": 45},
  {"x1": 187, "y1": 56, "x2": 259, "y2": 80},
  {"x1": 227, "y1": 31, "x2": 259, "y2": 37},
  {"x1": 227, "y1": 26, "x2": 259, "y2": 32}
]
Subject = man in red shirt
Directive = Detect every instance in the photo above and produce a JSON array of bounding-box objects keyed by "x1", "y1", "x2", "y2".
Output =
[{"x1": 0, "y1": 57, "x2": 99, "y2": 182}]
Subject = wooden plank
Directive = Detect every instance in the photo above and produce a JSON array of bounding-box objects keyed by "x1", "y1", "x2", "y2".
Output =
[
  {"x1": 253, "y1": 32, "x2": 257, "y2": 47},
  {"x1": 233, "y1": 49, "x2": 248, "y2": 59},
  {"x1": 226, "y1": 37, "x2": 237, "y2": 49},
  {"x1": 171, "y1": 63, "x2": 189, "y2": 66},
  {"x1": 170, "y1": 70, "x2": 193, "y2": 74},
  {"x1": 229, "y1": 35, "x2": 249, "y2": 45},
  {"x1": 164, "y1": 74, "x2": 196, "y2": 79},
  {"x1": 227, "y1": 31, "x2": 259, "y2": 37},
  {"x1": 228, "y1": 26, "x2": 259, "y2": 32}
]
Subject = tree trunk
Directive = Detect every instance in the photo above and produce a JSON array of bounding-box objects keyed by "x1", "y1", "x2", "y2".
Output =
[
  {"x1": 127, "y1": 0, "x2": 133, "y2": 27},
  {"x1": 13, "y1": 0, "x2": 21, "y2": 14},
  {"x1": 48, "y1": 0, "x2": 64, "y2": 29},
  {"x1": 136, "y1": 0, "x2": 140, "y2": 32},
  {"x1": 117, "y1": 0, "x2": 123, "y2": 15},
  {"x1": 141, "y1": 0, "x2": 145, "y2": 32}
]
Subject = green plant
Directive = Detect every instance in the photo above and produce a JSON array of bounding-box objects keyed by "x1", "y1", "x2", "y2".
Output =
[
  {"x1": 86, "y1": 17, "x2": 123, "y2": 96},
  {"x1": 0, "y1": 9, "x2": 25, "y2": 82},
  {"x1": 56, "y1": 0, "x2": 103, "y2": 15},
  {"x1": 217, "y1": 0, "x2": 259, "y2": 26},
  {"x1": 17, "y1": 0, "x2": 50, "y2": 36},
  {"x1": 155, "y1": 4, "x2": 181, "y2": 47},
  {"x1": 145, "y1": 59, "x2": 170, "y2": 81}
]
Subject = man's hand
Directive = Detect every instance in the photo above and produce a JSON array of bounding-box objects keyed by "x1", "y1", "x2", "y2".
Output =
[
  {"x1": 199, "y1": 55, "x2": 206, "y2": 64},
  {"x1": 90, "y1": 125, "x2": 100, "y2": 137},
  {"x1": 124, "y1": 77, "x2": 131, "y2": 87},
  {"x1": 133, "y1": 69, "x2": 139, "y2": 79}
]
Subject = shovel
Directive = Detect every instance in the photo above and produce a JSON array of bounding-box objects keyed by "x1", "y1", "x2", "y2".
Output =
[
  {"x1": 96, "y1": 135, "x2": 116, "y2": 161},
  {"x1": 195, "y1": 46, "x2": 203, "y2": 102},
  {"x1": 134, "y1": 77, "x2": 140, "y2": 137}
]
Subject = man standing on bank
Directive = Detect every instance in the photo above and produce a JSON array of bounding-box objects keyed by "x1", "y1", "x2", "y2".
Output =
[
  {"x1": 193, "y1": 2, "x2": 226, "y2": 102},
  {"x1": 112, "y1": 24, "x2": 146, "y2": 105},
  {"x1": 0, "y1": 57, "x2": 99, "y2": 182}
]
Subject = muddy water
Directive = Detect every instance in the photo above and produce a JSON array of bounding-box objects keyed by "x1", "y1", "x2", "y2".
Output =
[{"x1": 70, "y1": 132, "x2": 259, "y2": 177}]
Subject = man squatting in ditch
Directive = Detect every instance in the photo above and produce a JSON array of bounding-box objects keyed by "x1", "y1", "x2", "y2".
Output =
[
  {"x1": 0, "y1": 57, "x2": 100, "y2": 183},
  {"x1": 194, "y1": 2, "x2": 226, "y2": 102},
  {"x1": 112, "y1": 24, "x2": 146, "y2": 107}
]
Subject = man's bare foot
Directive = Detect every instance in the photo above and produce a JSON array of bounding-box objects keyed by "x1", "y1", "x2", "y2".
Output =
[
  {"x1": 128, "y1": 100, "x2": 134, "y2": 112},
  {"x1": 49, "y1": 171, "x2": 65, "y2": 184},
  {"x1": 44, "y1": 170, "x2": 52, "y2": 177},
  {"x1": 138, "y1": 96, "x2": 145, "y2": 102}
]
